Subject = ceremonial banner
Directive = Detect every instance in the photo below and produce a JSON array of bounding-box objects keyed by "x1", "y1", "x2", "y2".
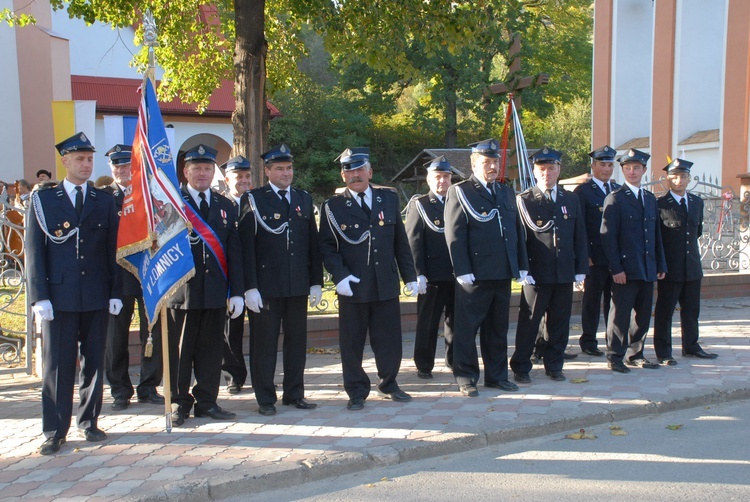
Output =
[{"x1": 116, "y1": 78, "x2": 195, "y2": 328}]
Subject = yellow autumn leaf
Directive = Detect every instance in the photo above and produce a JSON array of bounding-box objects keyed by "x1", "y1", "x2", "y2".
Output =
[
  {"x1": 380, "y1": 477, "x2": 391, "y2": 482},
  {"x1": 565, "y1": 428, "x2": 597, "y2": 440},
  {"x1": 571, "y1": 378, "x2": 589, "y2": 384},
  {"x1": 666, "y1": 424, "x2": 683, "y2": 430},
  {"x1": 365, "y1": 483, "x2": 376, "y2": 488}
]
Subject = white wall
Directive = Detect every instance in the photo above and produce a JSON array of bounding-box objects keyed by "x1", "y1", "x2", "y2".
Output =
[
  {"x1": 611, "y1": 0, "x2": 654, "y2": 149},
  {"x1": 673, "y1": 0, "x2": 725, "y2": 148},
  {"x1": 0, "y1": 0, "x2": 25, "y2": 182}
]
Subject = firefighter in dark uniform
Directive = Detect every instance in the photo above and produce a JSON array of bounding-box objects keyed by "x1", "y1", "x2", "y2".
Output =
[
  {"x1": 444, "y1": 139, "x2": 529, "y2": 397},
  {"x1": 600, "y1": 148, "x2": 667, "y2": 373},
  {"x1": 240, "y1": 144, "x2": 324, "y2": 416},
  {"x1": 405, "y1": 156, "x2": 456, "y2": 378},
  {"x1": 221, "y1": 155, "x2": 253, "y2": 394},
  {"x1": 102, "y1": 144, "x2": 164, "y2": 411},
  {"x1": 653, "y1": 159, "x2": 717, "y2": 364},
  {"x1": 27, "y1": 132, "x2": 122, "y2": 455},
  {"x1": 167, "y1": 144, "x2": 245, "y2": 425},
  {"x1": 510, "y1": 148, "x2": 588, "y2": 383},
  {"x1": 574, "y1": 145, "x2": 620, "y2": 356},
  {"x1": 319, "y1": 147, "x2": 418, "y2": 411}
]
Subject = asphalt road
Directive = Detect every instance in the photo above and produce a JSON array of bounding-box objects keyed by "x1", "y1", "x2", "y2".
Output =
[{"x1": 234, "y1": 399, "x2": 750, "y2": 501}]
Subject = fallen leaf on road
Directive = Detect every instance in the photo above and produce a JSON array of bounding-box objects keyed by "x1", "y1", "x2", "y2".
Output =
[
  {"x1": 365, "y1": 483, "x2": 376, "y2": 488},
  {"x1": 307, "y1": 347, "x2": 341, "y2": 355},
  {"x1": 381, "y1": 477, "x2": 391, "y2": 482},
  {"x1": 666, "y1": 424, "x2": 683, "y2": 430},
  {"x1": 565, "y1": 428, "x2": 597, "y2": 440},
  {"x1": 571, "y1": 378, "x2": 589, "y2": 384},
  {"x1": 609, "y1": 425, "x2": 627, "y2": 436}
]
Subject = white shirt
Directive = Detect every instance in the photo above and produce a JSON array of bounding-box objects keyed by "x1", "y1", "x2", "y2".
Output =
[
  {"x1": 670, "y1": 191, "x2": 688, "y2": 210},
  {"x1": 592, "y1": 177, "x2": 611, "y2": 195},
  {"x1": 186, "y1": 184, "x2": 210, "y2": 209},
  {"x1": 351, "y1": 186, "x2": 373, "y2": 209},
  {"x1": 541, "y1": 185, "x2": 558, "y2": 202},
  {"x1": 624, "y1": 182, "x2": 643, "y2": 204},
  {"x1": 62, "y1": 178, "x2": 86, "y2": 208},
  {"x1": 270, "y1": 183, "x2": 291, "y2": 204}
]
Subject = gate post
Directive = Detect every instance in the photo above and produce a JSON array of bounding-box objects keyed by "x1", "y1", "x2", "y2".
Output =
[{"x1": 737, "y1": 173, "x2": 750, "y2": 274}]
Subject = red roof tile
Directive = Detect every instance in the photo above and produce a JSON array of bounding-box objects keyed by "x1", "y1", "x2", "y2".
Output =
[{"x1": 71, "y1": 75, "x2": 281, "y2": 118}]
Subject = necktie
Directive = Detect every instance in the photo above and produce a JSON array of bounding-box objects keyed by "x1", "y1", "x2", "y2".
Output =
[
  {"x1": 199, "y1": 191, "x2": 209, "y2": 219},
  {"x1": 74, "y1": 186, "x2": 83, "y2": 216},
  {"x1": 636, "y1": 189, "x2": 643, "y2": 206},
  {"x1": 604, "y1": 182, "x2": 610, "y2": 195},
  {"x1": 545, "y1": 188, "x2": 554, "y2": 202},
  {"x1": 679, "y1": 197, "x2": 687, "y2": 214},
  {"x1": 488, "y1": 183, "x2": 496, "y2": 199},
  {"x1": 278, "y1": 189, "x2": 290, "y2": 213},
  {"x1": 357, "y1": 192, "x2": 371, "y2": 218}
]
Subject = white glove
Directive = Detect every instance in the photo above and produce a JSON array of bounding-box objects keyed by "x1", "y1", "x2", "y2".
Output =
[
  {"x1": 456, "y1": 273, "x2": 475, "y2": 286},
  {"x1": 109, "y1": 299, "x2": 123, "y2": 316},
  {"x1": 336, "y1": 275, "x2": 360, "y2": 297},
  {"x1": 574, "y1": 274, "x2": 586, "y2": 289},
  {"x1": 518, "y1": 273, "x2": 536, "y2": 286},
  {"x1": 405, "y1": 281, "x2": 419, "y2": 297},
  {"x1": 417, "y1": 275, "x2": 428, "y2": 295},
  {"x1": 32, "y1": 300, "x2": 54, "y2": 321},
  {"x1": 228, "y1": 296, "x2": 245, "y2": 319},
  {"x1": 244, "y1": 288, "x2": 263, "y2": 313},
  {"x1": 309, "y1": 285, "x2": 322, "y2": 308}
]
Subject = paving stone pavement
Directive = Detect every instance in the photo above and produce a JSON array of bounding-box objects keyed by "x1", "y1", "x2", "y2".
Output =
[{"x1": 1, "y1": 297, "x2": 748, "y2": 501}]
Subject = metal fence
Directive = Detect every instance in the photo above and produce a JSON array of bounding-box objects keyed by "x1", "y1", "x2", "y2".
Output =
[{"x1": 0, "y1": 198, "x2": 33, "y2": 374}]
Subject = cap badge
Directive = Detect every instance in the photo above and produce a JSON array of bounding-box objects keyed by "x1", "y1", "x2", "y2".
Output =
[
  {"x1": 629, "y1": 149, "x2": 635, "y2": 157},
  {"x1": 198, "y1": 145, "x2": 206, "y2": 155}
]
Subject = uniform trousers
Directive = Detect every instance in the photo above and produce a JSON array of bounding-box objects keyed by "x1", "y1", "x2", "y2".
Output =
[
  {"x1": 606, "y1": 280, "x2": 654, "y2": 363},
  {"x1": 222, "y1": 308, "x2": 249, "y2": 388},
  {"x1": 251, "y1": 296, "x2": 308, "y2": 406},
  {"x1": 338, "y1": 299, "x2": 403, "y2": 399},
  {"x1": 413, "y1": 281, "x2": 454, "y2": 372},
  {"x1": 511, "y1": 283, "x2": 573, "y2": 374},
  {"x1": 105, "y1": 294, "x2": 162, "y2": 400},
  {"x1": 452, "y1": 280, "x2": 511, "y2": 386},
  {"x1": 579, "y1": 264, "x2": 612, "y2": 350},
  {"x1": 167, "y1": 308, "x2": 224, "y2": 415},
  {"x1": 653, "y1": 279, "x2": 702, "y2": 358},
  {"x1": 42, "y1": 309, "x2": 108, "y2": 438}
]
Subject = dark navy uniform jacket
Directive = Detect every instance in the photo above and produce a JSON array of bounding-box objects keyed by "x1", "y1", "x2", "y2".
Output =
[
  {"x1": 657, "y1": 192, "x2": 703, "y2": 283},
  {"x1": 168, "y1": 186, "x2": 244, "y2": 310},
  {"x1": 600, "y1": 186, "x2": 667, "y2": 281},
  {"x1": 444, "y1": 175, "x2": 528, "y2": 280},
  {"x1": 27, "y1": 182, "x2": 120, "y2": 311},
  {"x1": 99, "y1": 182, "x2": 142, "y2": 297},
  {"x1": 517, "y1": 185, "x2": 589, "y2": 283},
  {"x1": 239, "y1": 184, "x2": 323, "y2": 298},
  {"x1": 319, "y1": 185, "x2": 416, "y2": 303},
  {"x1": 574, "y1": 179, "x2": 620, "y2": 267},
  {"x1": 404, "y1": 191, "x2": 454, "y2": 283}
]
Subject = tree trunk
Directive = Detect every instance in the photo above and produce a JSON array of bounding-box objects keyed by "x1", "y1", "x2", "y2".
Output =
[{"x1": 233, "y1": 0, "x2": 268, "y2": 189}]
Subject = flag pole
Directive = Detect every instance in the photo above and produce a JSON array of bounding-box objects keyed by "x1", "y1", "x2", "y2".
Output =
[{"x1": 142, "y1": 10, "x2": 171, "y2": 432}]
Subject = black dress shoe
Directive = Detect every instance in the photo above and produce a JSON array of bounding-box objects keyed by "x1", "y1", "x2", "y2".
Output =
[
  {"x1": 627, "y1": 357, "x2": 660, "y2": 369},
  {"x1": 379, "y1": 389, "x2": 412, "y2": 402},
  {"x1": 226, "y1": 384, "x2": 242, "y2": 395},
  {"x1": 659, "y1": 357, "x2": 678, "y2": 366},
  {"x1": 485, "y1": 380, "x2": 519, "y2": 392},
  {"x1": 347, "y1": 397, "x2": 365, "y2": 410},
  {"x1": 258, "y1": 404, "x2": 277, "y2": 416},
  {"x1": 137, "y1": 392, "x2": 165, "y2": 404},
  {"x1": 81, "y1": 427, "x2": 107, "y2": 442},
  {"x1": 39, "y1": 437, "x2": 65, "y2": 455},
  {"x1": 546, "y1": 370, "x2": 566, "y2": 381},
  {"x1": 513, "y1": 372, "x2": 531, "y2": 384},
  {"x1": 582, "y1": 347, "x2": 605, "y2": 356},
  {"x1": 195, "y1": 406, "x2": 237, "y2": 420},
  {"x1": 283, "y1": 398, "x2": 317, "y2": 409},
  {"x1": 609, "y1": 361, "x2": 631, "y2": 373},
  {"x1": 563, "y1": 351, "x2": 578, "y2": 360},
  {"x1": 171, "y1": 411, "x2": 187, "y2": 426},
  {"x1": 112, "y1": 398, "x2": 130, "y2": 411},
  {"x1": 459, "y1": 384, "x2": 479, "y2": 397},
  {"x1": 417, "y1": 370, "x2": 433, "y2": 379},
  {"x1": 683, "y1": 349, "x2": 718, "y2": 359}
]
